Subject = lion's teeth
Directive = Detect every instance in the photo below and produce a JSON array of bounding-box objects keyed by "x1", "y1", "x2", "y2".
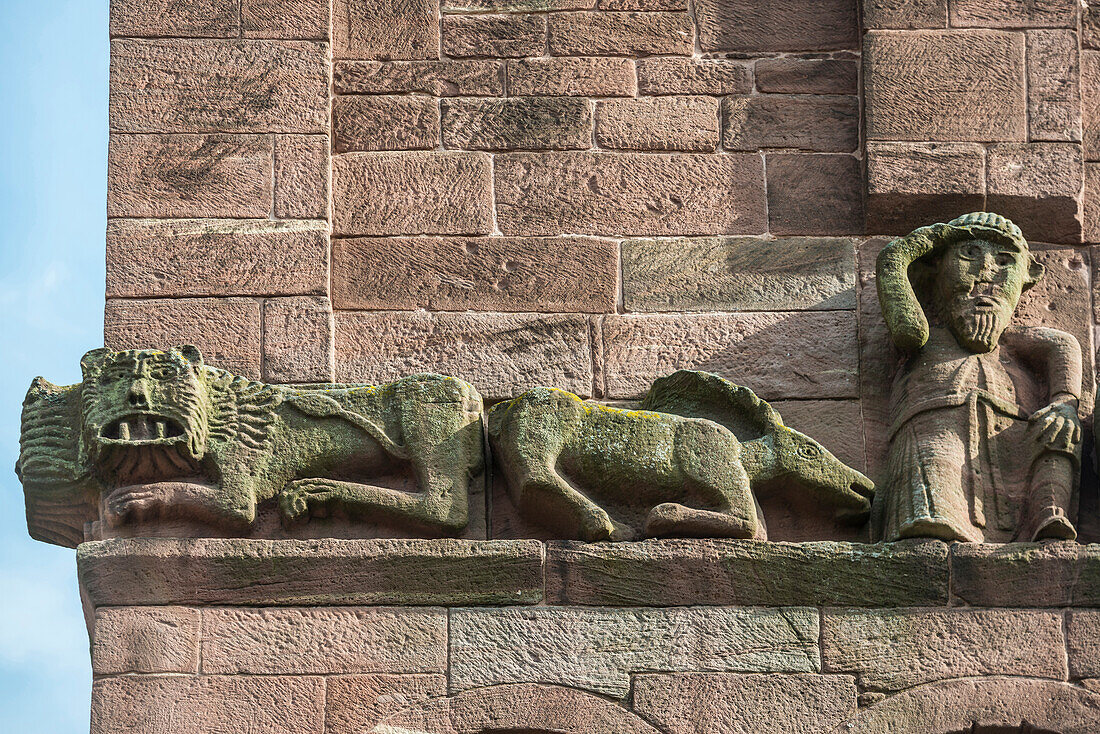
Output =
[
  {"x1": 118, "y1": 421, "x2": 130, "y2": 440},
  {"x1": 156, "y1": 421, "x2": 166, "y2": 439}
]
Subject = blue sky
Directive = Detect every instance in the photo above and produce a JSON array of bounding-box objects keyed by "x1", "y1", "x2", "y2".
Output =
[{"x1": 0, "y1": 1, "x2": 108, "y2": 729}]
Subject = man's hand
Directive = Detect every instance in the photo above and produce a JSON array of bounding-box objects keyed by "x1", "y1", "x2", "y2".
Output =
[{"x1": 1029, "y1": 400, "x2": 1082, "y2": 453}]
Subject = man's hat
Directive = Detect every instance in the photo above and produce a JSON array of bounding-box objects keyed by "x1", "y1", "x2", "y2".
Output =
[{"x1": 943, "y1": 212, "x2": 1028, "y2": 253}]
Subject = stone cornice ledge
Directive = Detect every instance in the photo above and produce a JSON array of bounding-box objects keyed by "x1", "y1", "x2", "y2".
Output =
[{"x1": 77, "y1": 538, "x2": 1100, "y2": 609}]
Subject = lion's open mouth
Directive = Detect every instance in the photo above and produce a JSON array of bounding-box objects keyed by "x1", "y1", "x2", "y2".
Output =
[{"x1": 101, "y1": 415, "x2": 185, "y2": 443}]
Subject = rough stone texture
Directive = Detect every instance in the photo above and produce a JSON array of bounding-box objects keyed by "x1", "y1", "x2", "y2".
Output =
[
  {"x1": 449, "y1": 606, "x2": 819, "y2": 697},
  {"x1": 443, "y1": 14, "x2": 546, "y2": 58},
  {"x1": 274, "y1": 135, "x2": 328, "y2": 219},
  {"x1": 243, "y1": 0, "x2": 329, "y2": 39},
  {"x1": 1085, "y1": 52, "x2": 1100, "y2": 160},
  {"x1": 326, "y1": 674, "x2": 448, "y2": 734},
  {"x1": 333, "y1": 0, "x2": 439, "y2": 60},
  {"x1": 494, "y1": 152, "x2": 766, "y2": 237},
  {"x1": 107, "y1": 134, "x2": 272, "y2": 218},
  {"x1": 1028, "y1": 30, "x2": 1081, "y2": 142},
  {"x1": 767, "y1": 154, "x2": 864, "y2": 235},
  {"x1": 987, "y1": 142, "x2": 1083, "y2": 243},
  {"x1": 754, "y1": 58, "x2": 858, "y2": 95},
  {"x1": 104, "y1": 298, "x2": 262, "y2": 378},
  {"x1": 110, "y1": 39, "x2": 328, "y2": 133},
  {"x1": 333, "y1": 236, "x2": 617, "y2": 312},
  {"x1": 263, "y1": 296, "x2": 334, "y2": 383},
  {"x1": 91, "y1": 675, "x2": 324, "y2": 734},
  {"x1": 110, "y1": 0, "x2": 239, "y2": 37},
  {"x1": 547, "y1": 12, "x2": 693, "y2": 56},
  {"x1": 1068, "y1": 611, "x2": 1100, "y2": 678},
  {"x1": 602, "y1": 311, "x2": 858, "y2": 400},
  {"x1": 1088, "y1": 2, "x2": 1100, "y2": 49},
  {"x1": 596, "y1": 97, "x2": 719, "y2": 152},
  {"x1": 334, "y1": 60, "x2": 503, "y2": 96},
  {"x1": 1087, "y1": 164, "x2": 1100, "y2": 241},
  {"x1": 951, "y1": 543, "x2": 1100, "y2": 607},
  {"x1": 636, "y1": 58, "x2": 751, "y2": 96},
  {"x1": 333, "y1": 95, "x2": 439, "y2": 152},
  {"x1": 78, "y1": 538, "x2": 545, "y2": 606},
  {"x1": 441, "y1": 97, "x2": 592, "y2": 151},
  {"x1": 547, "y1": 540, "x2": 948, "y2": 606},
  {"x1": 621, "y1": 236, "x2": 856, "y2": 312},
  {"x1": 92, "y1": 606, "x2": 200, "y2": 675},
  {"x1": 696, "y1": 0, "x2": 858, "y2": 52},
  {"x1": 723, "y1": 96, "x2": 858, "y2": 152},
  {"x1": 601, "y1": 0, "x2": 686, "y2": 8},
  {"x1": 862, "y1": 0, "x2": 947, "y2": 29},
  {"x1": 822, "y1": 609, "x2": 1067, "y2": 691},
  {"x1": 336, "y1": 311, "x2": 593, "y2": 400},
  {"x1": 508, "y1": 57, "x2": 635, "y2": 96},
  {"x1": 633, "y1": 673, "x2": 858, "y2": 734},
  {"x1": 442, "y1": 0, "x2": 593, "y2": 9},
  {"x1": 864, "y1": 30, "x2": 1026, "y2": 142},
  {"x1": 332, "y1": 152, "x2": 492, "y2": 236},
  {"x1": 772, "y1": 399, "x2": 867, "y2": 472},
  {"x1": 951, "y1": 0, "x2": 1077, "y2": 28}
]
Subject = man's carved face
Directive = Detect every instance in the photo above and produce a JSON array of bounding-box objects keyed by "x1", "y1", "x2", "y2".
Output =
[{"x1": 934, "y1": 238, "x2": 1028, "y2": 353}]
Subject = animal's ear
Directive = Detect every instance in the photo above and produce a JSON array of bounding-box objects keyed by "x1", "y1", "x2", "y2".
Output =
[
  {"x1": 175, "y1": 345, "x2": 204, "y2": 370},
  {"x1": 80, "y1": 348, "x2": 112, "y2": 380},
  {"x1": 1024, "y1": 257, "x2": 1045, "y2": 291}
]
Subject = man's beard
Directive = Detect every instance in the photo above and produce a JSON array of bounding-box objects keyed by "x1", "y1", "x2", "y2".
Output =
[{"x1": 949, "y1": 305, "x2": 1007, "y2": 353}]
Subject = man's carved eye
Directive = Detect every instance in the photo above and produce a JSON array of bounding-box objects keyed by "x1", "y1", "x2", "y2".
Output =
[
  {"x1": 960, "y1": 243, "x2": 983, "y2": 260},
  {"x1": 995, "y1": 253, "x2": 1014, "y2": 267},
  {"x1": 148, "y1": 363, "x2": 178, "y2": 380}
]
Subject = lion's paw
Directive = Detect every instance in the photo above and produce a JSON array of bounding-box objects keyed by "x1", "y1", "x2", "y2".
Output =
[{"x1": 279, "y1": 479, "x2": 340, "y2": 521}]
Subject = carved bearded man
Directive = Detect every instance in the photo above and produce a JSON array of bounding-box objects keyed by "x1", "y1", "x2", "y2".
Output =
[{"x1": 874, "y1": 212, "x2": 1082, "y2": 543}]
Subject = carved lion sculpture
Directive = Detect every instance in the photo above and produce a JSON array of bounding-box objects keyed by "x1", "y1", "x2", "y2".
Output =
[
  {"x1": 488, "y1": 370, "x2": 874, "y2": 541},
  {"x1": 17, "y1": 346, "x2": 484, "y2": 546}
]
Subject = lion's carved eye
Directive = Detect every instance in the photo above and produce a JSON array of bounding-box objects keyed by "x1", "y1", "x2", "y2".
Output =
[
  {"x1": 147, "y1": 363, "x2": 178, "y2": 380},
  {"x1": 797, "y1": 443, "x2": 823, "y2": 459},
  {"x1": 98, "y1": 366, "x2": 131, "y2": 384}
]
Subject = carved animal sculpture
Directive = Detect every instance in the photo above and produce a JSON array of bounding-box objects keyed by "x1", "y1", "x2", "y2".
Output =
[
  {"x1": 488, "y1": 370, "x2": 874, "y2": 541},
  {"x1": 16, "y1": 346, "x2": 484, "y2": 547}
]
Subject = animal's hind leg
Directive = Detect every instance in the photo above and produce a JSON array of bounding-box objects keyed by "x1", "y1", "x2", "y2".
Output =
[{"x1": 519, "y1": 465, "x2": 633, "y2": 541}]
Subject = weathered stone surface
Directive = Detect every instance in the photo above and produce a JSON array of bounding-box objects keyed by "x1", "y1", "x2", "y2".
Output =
[
  {"x1": 92, "y1": 606, "x2": 200, "y2": 674},
  {"x1": 822, "y1": 609, "x2": 1067, "y2": 691},
  {"x1": 108, "y1": 134, "x2": 272, "y2": 218},
  {"x1": 622, "y1": 236, "x2": 856, "y2": 312},
  {"x1": 326, "y1": 674, "x2": 447, "y2": 734},
  {"x1": 547, "y1": 540, "x2": 948, "y2": 606},
  {"x1": 696, "y1": 0, "x2": 858, "y2": 52},
  {"x1": 772, "y1": 399, "x2": 866, "y2": 472},
  {"x1": 987, "y1": 142, "x2": 1083, "y2": 243},
  {"x1": 441, "y1": 97, "x2": 592, "y2": 151},
  {"x1": 767, "y1": 154, "x2": 864, "y2": 235},
  {"x1": 275, "y1": 135, "x2": 328, "y2": 219},
  {"x1": 1068, "y1": 611, "x2": 1100, "y2": 677},
  {"x1": 333, "y1": 95, "x2": 439, "y2": 152},
  {"x1": 91, "y1": 675, "x2": 324, "y2": 734},
  {"x1": 1087, "y1": 164, "x2": 1100, "y2": 241},
  {"x1": 443, "y1": 14, "x2": 546, "y2": 58},
  {"x1": 1028, "y1": 30, "x2": 1081, "y2": 142},
  {"x1": 336, "y1": 312, "x2": 592, "y2": 400},
  {"x1": 952, "y1": 543, "x2": 1100, "y2": 607},
  {"x1": 636, "y1": 58, "x2": 751, "y2": 95},
  {"x1": 110, "y1": 39, "x2": 327, "y2": 133},
  {"x1": 547, "y1": 12, "x2": 693, "y2": 56},
  {"x1": 864, "y1": 30, "x2": 1026, "y2": 141},
  {"x1": 602, "y1": 311, "x2": 858, "y2": 400},
  {"x1": 78, "y1": 538, "x2": 545, "y2": 606},
  {"x1": 755, "y1": 58, "x2": 858, "y2": 95},
  {"x1": 951, "y1": 0, "x2": 1077, "y2": 28},
  {"x1": 334, "y1": 60, "x2": 503, "y2": 96},
  {"x1": 243, "y1": 0, "x2": 328, "y2": 39},
  {"x1": 601, "y1": 0, "x2": 685, "y2": 8},
  {"x1": 633, "y1": 673, "x2": 857, "y2": 734},
  {"x1": 443, "y1": 0, "x2": 592, "y2": 8},
  {"x1": 508, "y1": 57, "x2": 635, "y2": 96},
  {"x1": 595, "y1": 97, "x2": 718, "y2": 152},
  {"x1": 106, "y1": 219, "x2": 327, "y2": 298},
  {"x1": 449, "y1": 606, "x2": 819, "y2": 697},
  {"x1": 332, "y1": 152, "x2": 492, "y2": 236},
  {"x1": 863, "y1": 0, "x2": 946, "y2": 29},
  {"x1": 1088, "y1": 2, "x2": 1100, "y2": 49},
  {"x1": 263, "y1": 296, "x2": 334, "y2": 383},
  {"x1": 110, "y1": 0, "x2": 239, "y2": 37},
  {"x1": 723, "y1": 95, "x2": 858, "y2": 152},
  {"x1": 495, "y1": 152, "x2": 766, "y2": 236},
  {"x1": 333, "y1": 236, "x2": 617, "y2": 312},
  {"x1": 202, "y1": 607, "x2": 446, "y2": 674},
  {"x1": 333, "y1": 0, "x2": 438, "y2": 60},
  {"x1": 104, "y1": 298, "x2": 262, "y2": 378},
  {"x1": 1085, "y1": 52, "x2": 1100, "y2": 160}
]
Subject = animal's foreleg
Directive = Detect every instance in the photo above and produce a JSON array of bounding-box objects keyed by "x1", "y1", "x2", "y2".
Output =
[
  {"x1": 279, "y1": 475, "x2": 468, "y2": 534},
  {"x1": 519, "y1": 467, "x2": 632, "y2": 541}
]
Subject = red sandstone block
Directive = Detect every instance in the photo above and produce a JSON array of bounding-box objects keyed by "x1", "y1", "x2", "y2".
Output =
[
  {"x1": 110, "y1": 39, "x2": 328, "y2": 133},
  {"x1": 443, "y1": 14, "x2": 546, "y2": 58},
  {"x1": 263, "y1": 296, "x2": 334, "y2": 383},
  {"x1": 723, "y1": 95, "x2": 858, "y2": 152},
  {"x1": 1083, "y1": 52, "x2": 1100, "y2": 160},
  {"x1": 755, "y1": 58, "x2": 857, "y2": 95},
  {"x1": 243, "y1": 0, "x2": 328, "y2": 39},
  {"x1": 600, "y1": 0, "x2": 685, "y2": 8},
  {"x1": 274, "y1": 134, "x2": 328, "y2": 219},
  {"x1": 442, "y1": 0, "x2": 592, "y2": 8},
  {"x1": 547, "y1": 12, "x2": 693, "y2": 56},
  {"x1": 1088, "y1": 2, "x2": 1100, "y2": 49},
  {"x1": 864, "y1": 30, "x2": 1026, "y2": 142},
  {"x1": 696, "y1": 0, "x2": 857, "y2": 52},
  {"x1": 767, "y1": 154, "x2": 863, "y2": 236},
  {"x1": 107, "y1": 134, "x2": 272, "y2": 218},
  {"x1": 1086, "y1": 164, "x2": 1100, "y2": 242},
  {"x1": 332, "y1": 152, "x2": 493, "y2": 236},
  {"x1": 951, "y1": 0, "x2": 1077, "y2": 27},
  {"x1": 508, "y1": 57, "x2": 635, "y2": 96},
  {"x1": 494, "y1": 152, "x2": 766, "y2": 237},
  {"x1": 987, "y1": 142, "x2": 1083, "y2": 243},
  {"x1": 863, "y1": 0, "x2": 946, "y2": 29},
  {"x1": 333, "y1": 95, "x2": 439, "y2": 152},
  {"x1": 92, "y1": 675, "x2": 325, "y2": 734},
  {"x1": 441, "y1": 97, "x2": 592, "y2": 151},
  {"x1": 110, "y1": 0, "x2": 239, "y2": 37},
  {"x1": 950, "y1": 543, "x2": 1082, "y2": 607},
  {"x1": 104, "y1": 297, "x2": 262, "y2": 378},
  {"x1": 636, "y1": 58, "x2": 751, "y2": 96},
  {"x1": 332, "y1": 236, "x2": 617, "y2": 312},
  {"x1": 1067, "y1": 611, "x2": 1100, "y2": 677},
  {"x1": 602, "y1": 311, "x2": 859, "y2": 400},
  {"x1": 92, "y1": 606, "x2": 200, "y2": 675},
  {"x1": 334, "y1": 60, "x2": 504, "y2": 96},
  {"x1": 326, "y1": 674, "x2": 447, "y2": 734},
  {"x1": 1028, "y1": 30, "x2": 1081, "y2": 142},
  {"x1": 334, "y1": 0, "x2": 438, "y2": 60},
  {"x1": 335, "y1": 311, "x2": 593, "y2": 400},
  {"x1": 106, "y1": 219, "x2": 328, "y2": 298},
  {"x1": 596, "y1": 97, "x2": 719, "y2": 152}
]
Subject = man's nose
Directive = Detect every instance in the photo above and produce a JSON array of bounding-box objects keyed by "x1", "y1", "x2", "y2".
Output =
[{"x1": 128, "y1": 379, "x2": 151, "y2": 409}]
